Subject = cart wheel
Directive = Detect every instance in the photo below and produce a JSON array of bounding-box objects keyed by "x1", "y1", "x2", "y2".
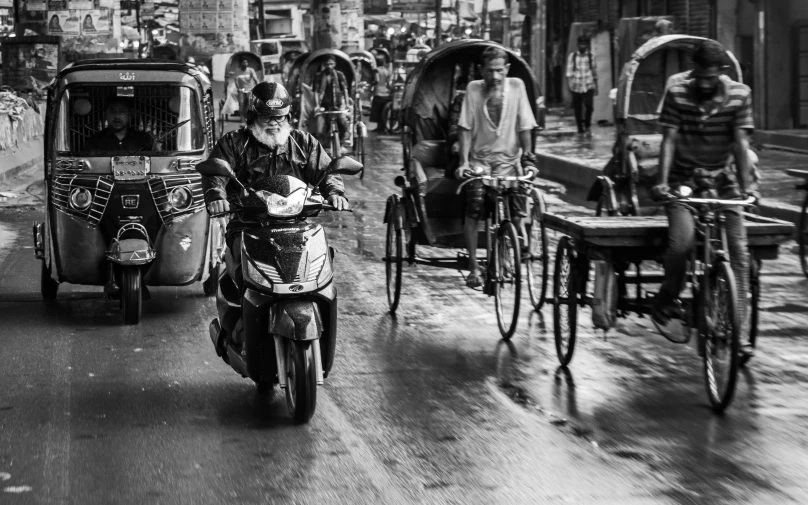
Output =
[
  {"x1": 121, "y1": 267, "x2": 143, "y2": 325},
  {"x1": 740, "y1": 259, "x2": 761, "y2": 368},
  {"x1": 41, "y1": 261, "x2": 59, "y2": 301},
  {"x1": 703, "y1": 260, "x2": 741, "y2": 412},
  {"x1": 525, "y1": 191, "x2": 548, "y2": 311},
  {"x1": 285, "y1": 340, "x2": 317, "y2": 424},
  {"x1": 203, "y1": 262, "x2": 220, "y2": 297},
  {"x1": 553, "y1": 236, "x2": 578, "y2": 366},
  {"x1": 494, "y1": 221, "x2": 522, "y2": 339},
  {"x1": 385, "y1": 216, "x2": 403, "y2": 313},
  {"x1": 800, "y1": 192, "x2": 808, "y2": 279}
]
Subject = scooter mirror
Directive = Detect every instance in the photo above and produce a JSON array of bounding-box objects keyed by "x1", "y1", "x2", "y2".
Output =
[
  {"x1": 328, "y1": 155, "x2": 363, "y2": 176},
  {"x1": 195, "y1": 159, "x2": 237, "y2": 180}
]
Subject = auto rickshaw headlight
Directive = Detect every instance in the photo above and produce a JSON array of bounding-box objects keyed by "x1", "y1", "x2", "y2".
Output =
[
  {"x1": 69, "y1": 187, "x2": 93, "y2": 211},
  {"x1": 169, "y1": 187, "x2": 193, "y2": 210}
]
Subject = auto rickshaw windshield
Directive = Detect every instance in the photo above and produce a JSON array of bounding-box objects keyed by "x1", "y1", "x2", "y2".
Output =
[{"x1": 55, "y1": 84, "x2": 205, "y2": 155}]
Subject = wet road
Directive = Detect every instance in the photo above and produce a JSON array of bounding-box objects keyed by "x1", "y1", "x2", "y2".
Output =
[{"x1": 2, "y1": 132, "x2": 808, "y2": 504}]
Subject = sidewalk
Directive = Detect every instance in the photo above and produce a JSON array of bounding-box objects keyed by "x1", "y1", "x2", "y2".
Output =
[{"x1": 535, "y1": 111, "x2": 808, "y2": 223}]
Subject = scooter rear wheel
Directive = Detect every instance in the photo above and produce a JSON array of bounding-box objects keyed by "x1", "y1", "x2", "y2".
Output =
[
  {"x1": 121, "y1": 267, "x2": 142, "y2": 325},
  {"x1": 285, "y1": 340, "x2": 317, "y2": 424},
  {"x1": 41, "y1": 261, "x2": 59, "y2": 301}
]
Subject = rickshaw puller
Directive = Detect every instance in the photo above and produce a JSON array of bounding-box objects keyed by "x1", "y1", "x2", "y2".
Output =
[
  {"x1": 200, "y1": 82, "x2": 350, "y2": 288},
  {"x1": 235, "y1": 58, "x2": 260, "y2": 125},
  {"x1": 85, "y1": 96, "x2": 153, "y2": 152},
  {"x1": 455, "y1": 46, "x2": 539, "y2": 288},
  {"x1": 650, "y1": 40, "x2": 758, "y2": 351},
  {"x1": 314, "y1": 55, "x2": 350, "y2": 152}
]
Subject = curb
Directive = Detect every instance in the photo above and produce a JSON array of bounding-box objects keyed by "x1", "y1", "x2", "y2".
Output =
[
  {"x1": 536, "y1": 150, "x2": 803, "y2": 225},
  {"x1": 0, "y1": 140, "x2": 43, "y2": 186}
]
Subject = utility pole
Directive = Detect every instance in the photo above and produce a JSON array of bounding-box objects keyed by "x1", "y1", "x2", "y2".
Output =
[
  {"x1": 481, "y1": 0, "x2": 489, "y2": 40},
  {"x1": 311, "y1": 0, "x2": 341, "y2": 49},
  {"x1": 435, "y1": 0, "x2": 442, "y2": 47},
  {"x1": 501, "y1": 0, "x2": 511, "y2": 47}
]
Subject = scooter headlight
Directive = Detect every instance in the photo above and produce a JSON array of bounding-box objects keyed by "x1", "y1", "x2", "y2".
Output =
[
  {"x1": 169, "y1": 187, "x2": 193, "y2": 210},
  {"x1": 69, "y1": 187, "x2": 93, "y2": 211},
  {"x1": 316, "y1": 254, "x2": 333, "y2": 286},
  {"x1": 244, "y1": 257, "x2": 273, "y2": 289},
  {"x1": 256, "y1": 188, "x2": 306, "y2": 217}
]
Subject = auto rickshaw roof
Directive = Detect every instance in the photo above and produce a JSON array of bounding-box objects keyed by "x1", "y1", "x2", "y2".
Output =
[
  {"x1": 401, "y1": 39, "x2": 541, "y2": 143},
  {"x1": 54, "y1": 58, "x2": 210, "y2": 88},
  {"x1": 615, "y1": 34, "x2": 743, "y2": 130}
]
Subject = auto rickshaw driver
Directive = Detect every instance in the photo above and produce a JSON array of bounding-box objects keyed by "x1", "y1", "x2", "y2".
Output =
[
  {"x1": 455, "y1": 46, "x2": 539, "y2": 288},
  {"x1": 84, "y1": 96, "x2": 154, "y2": 152}
]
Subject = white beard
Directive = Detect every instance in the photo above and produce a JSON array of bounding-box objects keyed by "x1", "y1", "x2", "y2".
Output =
[{"x1": 250, "y1": 122, "x2": 292, "y2": 149}]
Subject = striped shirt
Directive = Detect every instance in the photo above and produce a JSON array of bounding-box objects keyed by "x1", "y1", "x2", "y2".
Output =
[
  {"x1": 658, "y1": 75, "x2": 753, "y2": 177},
  {"x1": 566, "y1": 51, "x2": 597, "y2": 94}
]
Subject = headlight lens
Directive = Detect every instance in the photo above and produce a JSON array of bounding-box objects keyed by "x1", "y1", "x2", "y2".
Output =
[
  {"x1": 69, "y1": 187, "x2": 93, "y2": 211},
  {"x1": 256, "y1": 188, "x2": 306, "y2": 217},
  {"x1": 244, "y1": 257, "x2": 273, "y2": 289},
  {"x1": 316, "y1": 254, "x2": 333, "y2": 286},
  {"x1": 169, "y1": 187, "x2": 192, "y2": 210}
]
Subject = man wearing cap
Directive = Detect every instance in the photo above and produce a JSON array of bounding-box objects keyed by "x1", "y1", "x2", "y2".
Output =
[
  {"x1": 84, "y1": 97, "x2": 154, "y2": 152},
  {"x1": 313, "y1": 56, "x2": 350, "y2": 152},
  {"x1": 199, "y1": 82, "x2": 350, "y2": 284}
]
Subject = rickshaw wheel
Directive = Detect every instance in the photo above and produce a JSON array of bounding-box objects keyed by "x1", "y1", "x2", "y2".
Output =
[
  {"x1": 799, "y1": 192, "x2": 808, "y2": 279},
  {"x1": 121, "y1": 267, "x2": 143, "y2": 325},
  {"x1": 356, "y1": 134, "x2": 365, "y2": 180},
  {"x1": 40, "y1": 261, "x2": 59, "y2": 301},
  {"x1": 526, "y1": 190, "x2": 548, "y2": 311},
  {"x1": 203, "y1": 263, "x2": 220, "y2": 297},
  {"x1": 553, "y1": 237, "x2": 578, "y2": 366},
  {"x1": 385, "y1": 216, "x2": 403, "y2": 313},
  {"x1": 330, "y1": 130, "x2": 340, "y2": 159},
  {"x1": 494, "y1": 221, "x2": 522, "y2": 339},
  {"x1": 595, "y1": 195, "x2": 616, "y2": 217},
  {"x1": 740, "y1": 259, "x2": 761, "y2": 368},
  {"x1": 703, "y1": 260, "x2": 741, "y2": 413},
  {"x1": 285, "y1": 340, "x2": 317, "y2": 424}
]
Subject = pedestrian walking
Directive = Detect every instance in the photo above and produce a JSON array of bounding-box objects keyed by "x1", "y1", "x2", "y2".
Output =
[
  {"x1": 566, "y1": 34, "x2": 598, "y2": 134},
  {"x1": 370, "y1": 56, "x2": 391, "y2": 133}
]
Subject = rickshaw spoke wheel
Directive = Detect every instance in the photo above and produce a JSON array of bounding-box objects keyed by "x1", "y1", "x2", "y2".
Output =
[
  {"x1": 553, "y1": 236, "x2": 578, "y2": 366},
  {"x1": 285, "y1": 340, "x2": 317, "y2": 424},
  {"x1": 121, "y1": 267, "x2": 143, "y2": 325},
  {"x1": 41, "y1": 261, "x2": 59, "y2": 301},
  {"x1": 385, "y1": 217, "x2": 403, "y2": 313},
  {"x1": 703, "y1": 261, "x2": 741, "y2": 412},
  {"x1": 494, "y1": 222, "x2": 522, "y2": 339},
  {"x1": 799, "y1": 192, "x2": 808, "y2": 279},
  {"x1": 526, "y1": 190, "x2": 549, "y2": 311}
]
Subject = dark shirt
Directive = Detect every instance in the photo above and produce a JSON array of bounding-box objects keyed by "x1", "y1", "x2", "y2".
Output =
[
  {"x1": 314, "y1": 69, "x2": 348, "y2": 110},
  {"x1": 84, "y1": 128, "x2": 154, "y2": 153},
  {"x1": 200, "y1": 127, "x2": 344, "y2": 215}
]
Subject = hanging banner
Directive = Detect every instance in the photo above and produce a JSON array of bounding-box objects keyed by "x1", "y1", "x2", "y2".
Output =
[
  {"x1": 80, "y1": 9, "x2": 110, "y2": 34},
  {"x1": 68, "y1": 0, "x2": 92, "y2": 9},
  {"x1": 47, "y1": 0, "x2": 67, "y2": 9},
  {"x1": 0, "y1": 0, "x2": 12, "y2": 8},
  {"x1": 47, "y1": 10, "x2": 80, "y2": 35},
  {"x1": 27, "y1": 0, "x2": 47, "y2": 11},
  {"x1": 364, "y1": 0, "x2": 387, "y2": 15},
  {"x1": 389, "y1": 0, "x2": 434, "y2": 12},
  {"x1": 140, "y1": 1, "x2": 155, "y2": 20},
  {"x1": 179, "y1": 0, "x2": 249, "y2": 57}
]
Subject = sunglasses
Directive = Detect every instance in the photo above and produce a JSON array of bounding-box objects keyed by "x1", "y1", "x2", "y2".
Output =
[{"x1": 257, "y1": 114, "x2": 287, "y2": 125}]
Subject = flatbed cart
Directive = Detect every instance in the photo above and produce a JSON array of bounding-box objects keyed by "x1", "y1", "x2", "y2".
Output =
[{"x1": 544, "y1": 211, "x2": 794, "y2": 412}]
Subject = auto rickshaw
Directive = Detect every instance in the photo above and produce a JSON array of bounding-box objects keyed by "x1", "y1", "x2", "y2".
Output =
[
  {"x1": 33, "y1": 59, "x2": 223, "y2": 324},
  {"x1": 349, "y1": 50, "x2": 377, "y2": 115},
  {"x1": 219, "y1": 51, "x2": 263, "y2": 134},
  {"x1": 383, "y1": 39, "x2": 548, "y2": 338},
  {"x1": 289, "y1": 49, "x2": 367, "y2": 168},
  {"x1": 589, "y1": 35, "x2": 743, "y2": 216}
]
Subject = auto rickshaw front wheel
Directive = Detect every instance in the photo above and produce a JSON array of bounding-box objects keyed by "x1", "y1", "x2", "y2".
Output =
[
  {"x1": 40, "y1": 261, "x2": 59, "y2": 300},
  {"x1": 203, "y1": 263, "x2": 220, "y2": 296},
  {"x1": 120, "y1": 267, "x2": 143, "y2": 325}
]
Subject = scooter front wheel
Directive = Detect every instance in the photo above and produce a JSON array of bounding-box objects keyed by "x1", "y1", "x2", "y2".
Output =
[
  {"x1": 285, "y1": 340, "x2": 317, "y2": 424},
  {"x1": 121, "y1": 267, "x2": 142, "y2": 325}
]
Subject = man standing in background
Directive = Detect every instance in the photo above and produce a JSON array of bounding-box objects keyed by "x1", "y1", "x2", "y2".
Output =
[{"x1": 566, "y1": 34, "x2": 598, "y2": 135}]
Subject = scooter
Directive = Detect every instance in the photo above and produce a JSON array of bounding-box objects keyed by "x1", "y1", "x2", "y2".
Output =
[{"x1": 196, "y1": 156, "x2": 362, "y2": 424}]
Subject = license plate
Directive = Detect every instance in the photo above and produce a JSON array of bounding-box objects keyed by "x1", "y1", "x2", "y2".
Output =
[{"x1": 112, "y1": 156, "x2": 150, "y2": 181}]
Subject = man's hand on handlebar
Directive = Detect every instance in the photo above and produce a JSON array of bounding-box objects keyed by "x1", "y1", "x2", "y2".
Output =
[
  {"x1": 650, "y1": 183, "x2": 671, "y2": 202},
  {"x1": 207, "y1": 200, "x2": 230, "y2": 215},
  {"x1": 328, "y1": 194, "x2": 350, "y2": 211}
]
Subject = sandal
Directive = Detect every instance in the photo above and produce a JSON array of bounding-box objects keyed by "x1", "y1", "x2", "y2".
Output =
[{"x1": 465, "y1": 271, "x2": 484, "y2": 288}]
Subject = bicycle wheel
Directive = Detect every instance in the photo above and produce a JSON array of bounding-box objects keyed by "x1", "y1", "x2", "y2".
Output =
[
  {"x1": 494, "y1": 221, "x2": 522, "y2": 339},
  {"x1": 553, "y1": 236, "x2": 578, "y2": 366},
  {"x1": 385, "y1": 216, "x2": 403, "y2": 313},
  {"x1": 800, "y1": 192, "x2": 808, "y2": 278},
  {"x1": 525, "y1": 190, "x2": 548, "y2": 311},
  {"x1": 702, "y1": 260, "x2": 741, "y2": 413},
  {"x1": 331, "y1": 127, "x2": 340, "y2": 158},
  {"x1": 740, "y1": 259, "x2": 760, "y2": 368}
]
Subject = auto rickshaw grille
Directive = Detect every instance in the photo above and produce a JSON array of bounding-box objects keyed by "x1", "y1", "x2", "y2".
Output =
[
  {"x1": 52, "y1": 175, "x2": 114, "y2": 227},
  {"x1": 147, "y1": 173, "x2": 205, "y2": 226}
]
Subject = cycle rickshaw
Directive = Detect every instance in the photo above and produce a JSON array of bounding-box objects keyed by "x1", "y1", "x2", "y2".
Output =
[
  {"x1": 350, "y1": 50, "x2": 377, "y2": 115},
  {"x1": 589, "y1": 35, "x2": 743, "y2": 217},
  {"x1": 287, "y1": 49, "x2": 367, "y2": 169},
  {"x1": 33, "y1": 59, "x2": 225, "y2": 324},
  {"x1": 218, "y1": 51, "x2": 263, "y2": 135},
  {"x1": 382, "y1": 59, "x2": 419, "y2": 134},
  {"x1": 383, "y1": 39, "x2": 547, "y2": 339}
]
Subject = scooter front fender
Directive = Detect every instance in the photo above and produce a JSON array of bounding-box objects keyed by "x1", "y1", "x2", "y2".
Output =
[{"x1": 269, "y1": 300, "x2": 322, "y2": 341}]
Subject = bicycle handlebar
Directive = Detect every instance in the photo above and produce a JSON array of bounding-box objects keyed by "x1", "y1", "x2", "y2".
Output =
[
  {"x1": 659, "y1": 195, "x2": 757, "y2": 207},
  {"x1": 315, "y1": 110, "x2": 350, "y2": 116},
  {"x1": 455, "y1": 168, "x2": 537, "y2": 194}
]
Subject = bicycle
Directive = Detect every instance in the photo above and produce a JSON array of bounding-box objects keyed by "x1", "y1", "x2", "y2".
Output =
[
  {"x1": 456, "y1": 168, "x2": 547, "y2": 339},
  {"x1": 314, "y1": 109, "x2": 350, "y2": 159}
]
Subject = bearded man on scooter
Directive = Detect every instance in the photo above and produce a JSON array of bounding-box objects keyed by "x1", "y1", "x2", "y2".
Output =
[{"x1": 201, "y1": 81, "x2": 350, "y2": 286}]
